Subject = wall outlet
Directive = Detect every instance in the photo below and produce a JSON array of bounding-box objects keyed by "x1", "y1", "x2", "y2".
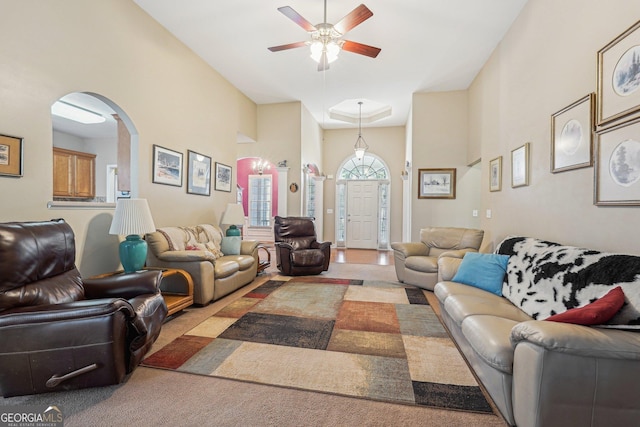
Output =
[
  {"x1": 327, "y1": 208, "x2": 333, "y2": 214},
  {"x1": 486, "y1": 209, "x2": 492, "y2": 218},
  {"x1": 472, "y1": 209, "x2": 478, "y2": 217}
]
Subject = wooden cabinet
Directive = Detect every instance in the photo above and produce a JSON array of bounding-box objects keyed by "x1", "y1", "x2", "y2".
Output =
[{"x1": 53, "y1": 147, "x2": 96, "y2": 198}]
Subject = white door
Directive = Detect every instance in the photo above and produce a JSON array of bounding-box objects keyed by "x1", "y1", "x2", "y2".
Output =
[{"x1": 346, "y1": 180, "x2": 378, "y2": 249}]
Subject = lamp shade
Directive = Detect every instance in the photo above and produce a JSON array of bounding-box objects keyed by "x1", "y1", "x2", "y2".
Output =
[
  {"x1": 221, "y1": 203, "x2": 245, "y2": 237},
  {"x1": 109, "y1": 198, "x2": 156, "y2": 273},
  {"x1": 109, "y1": 198, "x2": 156, "y2": 236},
  {"x1": 221, "y1": 203, "x2": 245, "y2": 226}
]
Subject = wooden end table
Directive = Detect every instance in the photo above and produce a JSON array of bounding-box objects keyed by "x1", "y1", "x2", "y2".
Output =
[
  {"x1": 91, "y1": 267, "x2": 194, "y2": 316},
  {"x1": 257, "y1": 244, "x2": 271, "y2": 274}
]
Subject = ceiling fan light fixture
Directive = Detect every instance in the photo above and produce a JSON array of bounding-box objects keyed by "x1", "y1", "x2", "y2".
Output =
[{"x1": 310, "y1": 40, "x2": 340, "y2": 64}]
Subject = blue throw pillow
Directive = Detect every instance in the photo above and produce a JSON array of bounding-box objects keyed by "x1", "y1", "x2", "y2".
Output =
[
  {"x1": 220, "y1": 236, "x2": 241, "y2": 255},
  {"x1": 451, "y1": 252, "x2": 509, "y2": 296}
]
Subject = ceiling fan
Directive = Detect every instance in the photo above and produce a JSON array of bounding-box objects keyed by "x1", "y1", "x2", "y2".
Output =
[{"x1": 267, "y1": 1, "x2": 381, "y2": 72}]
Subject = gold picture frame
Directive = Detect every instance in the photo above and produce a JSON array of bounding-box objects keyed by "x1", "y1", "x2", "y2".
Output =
[
  {"x1": 418, "y1": 168, "x2": 456, "y2": 199},
  {"x1": 551, "y1": 94, "x2": 594, "y2": 173},
  {"x1": 489, "y1": 156, "x2": 502, "y2": 192},
  {"x1": 594, "y1": 116, "x2": 640, "y2": 206},
  {"x1": 0, "y1": 134, "x2": 23, "y2": 177},
  {"x1": 597, "y1": 19, "x2": 640, "y2": 127},
  {"x1": 511, "y1": 143, "x2": 530, "y2": 188}
]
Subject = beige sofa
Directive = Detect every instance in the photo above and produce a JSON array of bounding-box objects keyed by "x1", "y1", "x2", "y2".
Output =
[
  {"x1": 435, "y1": 236, "x2": 640, "y2": 427},
  {"x1": 391, "y1": 227, "x2": 484, "y2": 290},
  {"x1": 146, "y1": 224, "x2": 259, "y2": 305}
]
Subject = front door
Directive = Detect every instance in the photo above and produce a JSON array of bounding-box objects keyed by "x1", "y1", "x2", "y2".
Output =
[{"x1": 346, "y1": 180, "x2": 377, "y2": 249}]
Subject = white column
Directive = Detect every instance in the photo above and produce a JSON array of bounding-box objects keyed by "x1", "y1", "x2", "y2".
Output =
[
  {"x1": 313, "y1": 175, "x2": 326, "y2": 240},
  {"x1": 276, "y1": 166, "x2": 289, "y2": 217}
]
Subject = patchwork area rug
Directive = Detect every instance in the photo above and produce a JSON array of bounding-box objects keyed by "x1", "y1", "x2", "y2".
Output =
[{"x1": 143, "y1": 277, "x2": 493, "y2": 414}]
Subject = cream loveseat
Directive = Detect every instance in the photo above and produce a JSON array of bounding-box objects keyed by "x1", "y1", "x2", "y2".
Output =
[
  {"x1": 391, "y1": 227, "x2": 484, "y2": 290},
  {"x1": 435, "y1": 236, "x2": 640, "y2": 427},
  {"x1": 146, "y1": 224, "x2": 259, "y2": 305}
]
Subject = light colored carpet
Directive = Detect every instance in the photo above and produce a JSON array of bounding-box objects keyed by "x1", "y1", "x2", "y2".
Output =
[{"x1": 0, "y1": 261, "x2": 506, "y2": 427}]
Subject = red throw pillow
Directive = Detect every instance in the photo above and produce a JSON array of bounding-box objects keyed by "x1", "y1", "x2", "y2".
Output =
[{"x1": 546, "y1": 286, "x2": 625, "y2": 325}]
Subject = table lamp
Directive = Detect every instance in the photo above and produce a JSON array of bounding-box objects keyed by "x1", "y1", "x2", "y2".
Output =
[
  {"x1": 221, "y1": 203, "x2": 245, "y2": 236},
  {"x1": 109, "y1": 198, "x2": 156, "y2": 273}
]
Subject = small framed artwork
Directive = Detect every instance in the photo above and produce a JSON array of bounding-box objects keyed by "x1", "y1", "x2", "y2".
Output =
[
  {"x1": 594, "y1": 116, "x2": 640, "y2": 206},
  {"x1": 215, "y1": 162, "x2": 232, "y2": 192},
  {"x1": 597, "y1": 19, "x2": 640, "y2": 127},
  {"x1": 0, "y1": 134, "x2": 23, "y2": 177},
  {"x1": 418, "y1": 168, "x2": 456, "y2": 199},
  {"x1": 186, "y1": 150, "x2": 211, "y2": 196},
  {"x1": 489, "y1": 156, "x2": 502, "y2": 192},
  {"x1": 551, "y1": 94, "x2": 594, "y2": 173},
  {"x1": 152, "y1": 145, "x2": 183, "y2": 187},
  {"x1": 511, "y1": 143, "x2": 530, "y2": 188}
]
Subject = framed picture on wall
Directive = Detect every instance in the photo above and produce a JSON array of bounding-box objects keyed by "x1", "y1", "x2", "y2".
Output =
[
  {"x1": 489, "y1": 156, "x2": 502, "y2": 192},
  {"x1": 186, "y1": 150, "x2": 211, "y2": 196},
  {"x1": 418, "y1": 168, "x2": 456, "y2": 199},
  {"x1": 0, "y1": 134, "x2": 23, "y2": 177},
  {"x1": 152, "y1": 145, "x2": 183, "y2": 187},
  {"x1": 215, "y1": 162, "x2": 232, "y2": 192},
  {"x1": 594, "y1": 116, "x2": 640, "y2": 206},
  {"x1": 597, "y1": 19, "x2": 640, "y2": 127},
  {"x1": 551, "y1": 94, "x2": 594, "y2": 173},
  {"x1": 511, "y1": 143, "x2": 530, "y2": 188}
]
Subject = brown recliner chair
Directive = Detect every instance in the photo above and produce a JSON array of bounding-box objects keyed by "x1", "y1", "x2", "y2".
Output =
[
  {"x1": 274, "y1": 216, "x2": 331, "y2": 276},
  {"x1": 0, "y1": 219, "x2": 167, "y2": 397}
]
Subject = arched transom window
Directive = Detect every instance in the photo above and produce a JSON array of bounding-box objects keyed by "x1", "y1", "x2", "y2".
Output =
[{"x1": 338, "y1": 155, "x2": 388, "y2": 180}]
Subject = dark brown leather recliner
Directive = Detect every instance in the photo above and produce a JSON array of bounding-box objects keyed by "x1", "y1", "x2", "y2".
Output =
[
  {"x1": 0, "y1": 219, "x2": 168, "y2": 397},
  {"x1": 273, "y1": 216, "x2": 331, "y2": 276}
]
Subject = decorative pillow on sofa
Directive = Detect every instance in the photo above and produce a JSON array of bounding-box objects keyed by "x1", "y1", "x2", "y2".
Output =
[
  {"x1": 546, "y1": 286, "x2": 625, "y2": 325},
  {"x1": 220, "y1": 236, "x2": 241, "y2": 255},
  {"x1": 451, "y1": 252, "x2": 510, "y2": 296}
]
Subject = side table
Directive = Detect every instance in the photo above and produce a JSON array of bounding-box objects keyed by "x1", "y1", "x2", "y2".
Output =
[
  {"x1": 91, "y1": 267, "x2": 194, "y2": 316},
  {"x1": 256, "y1": 244, "x2": 271, "y2": 274}
]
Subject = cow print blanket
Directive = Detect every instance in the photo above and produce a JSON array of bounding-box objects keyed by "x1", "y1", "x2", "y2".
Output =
[{"x1": 496, "y1": 237, "x2": 640, "y2": 326}]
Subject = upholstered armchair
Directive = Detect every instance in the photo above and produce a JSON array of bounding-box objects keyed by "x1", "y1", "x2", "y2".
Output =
[
  {"x1": 273, "y1": 216, "x2": 331, "y2": 276},
  {"x1": 0, "y1": 219, "x2": 167, "y2": 397},
  {"x1": 391, "y1": 227, "x2": 484, "y2": 290}
]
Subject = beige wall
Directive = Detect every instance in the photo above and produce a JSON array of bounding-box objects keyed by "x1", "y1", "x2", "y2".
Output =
[
  {"x1": 410, "y1": 91, "x2": 481, "y2": 241},
  {"x1": 471, "y1": 0, "x2": 640, "y2": 254},
  {"x1": 251, "y1": 102, "x2": 303, "y2": 216},
  {"x1": 237, "y1": 92, "x2": 257, "y2": 142},
  {"x1": 0, "y1": 0, "x2": 253, "y2": 276},
  {"x1": 322, "y1": 126, "x2": 405, "y2": 245},
  {"x1": 301, "y1": 104, "x2": 323, "y2": 175}
]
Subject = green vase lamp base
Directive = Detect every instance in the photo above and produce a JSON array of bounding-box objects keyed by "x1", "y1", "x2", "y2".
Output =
[
  {"x1": 226, "y1": 225, "x2": 241, "y2": 236},
  {"x1": 119, "y1": 234, "x2": 148, "y2": 273}
]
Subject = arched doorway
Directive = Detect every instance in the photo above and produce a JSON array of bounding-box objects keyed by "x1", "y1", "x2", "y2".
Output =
[
  {"x1": 51, "y1": 92, "x2": 138, "y2": 204},
  {"x1": 335, "y1": 153, "x2": 390, "y2": 249}
]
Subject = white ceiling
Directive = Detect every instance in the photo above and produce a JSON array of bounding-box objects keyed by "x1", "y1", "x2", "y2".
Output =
[
  {"x1": 53, "y1": 1, "x2": 528, "y2": 139},
  {"x1": 132, "y1": 0, "x2": 527, "y2": 130}
]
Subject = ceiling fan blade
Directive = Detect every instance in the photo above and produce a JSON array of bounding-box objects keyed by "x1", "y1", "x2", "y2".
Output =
[
  {"x1": 268, "y1": 41, "x2": 308, "y2": 52},
  {"x1": 317, "y1": 52, "x2": 330, "y2": 72},
  {"x1": 278, "y1": 6, "x2": 317, "y2": 32},
  {"x1": 342, "y1": 40, "x2": 381, "y2": 58},
  {"x1": 333, "y1": 4, "x2": 373, "y2": 35}
]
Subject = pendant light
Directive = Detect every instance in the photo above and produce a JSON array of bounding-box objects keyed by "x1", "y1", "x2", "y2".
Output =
[{"x1": 354, "y1": 101, "x2": 369, "y2": 159}]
